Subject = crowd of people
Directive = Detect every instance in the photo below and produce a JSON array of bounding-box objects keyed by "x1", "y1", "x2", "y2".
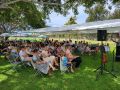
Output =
[{"x1": 0, "y1": 39, "x2": 110, "y2": 75}]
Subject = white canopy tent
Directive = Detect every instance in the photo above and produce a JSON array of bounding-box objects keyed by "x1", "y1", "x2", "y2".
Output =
[
  {"x1": 11, "y1": 33, "x2": 29, "y2": 37},
  {"x1": 49, "y1": 19, "x2": 120, "y2": 33},
  {"x1": 2, "y1": 19, "x2": 120, "y2": 41},
  {"x1": 22, "y1": 27, "x2": 59, "y2": 33},
  {"x1": 0, "y1": 33, "x2": 11, "y2": 37},
  {"x1": 13, "y1": 19, "x2": 120, "y2": 34},
  {"x1": 0, "y1": 32, "x2": 33, "y2": 37},
  {"x1": 72, "y1": 19, "x2": 120, "y2": 33}
]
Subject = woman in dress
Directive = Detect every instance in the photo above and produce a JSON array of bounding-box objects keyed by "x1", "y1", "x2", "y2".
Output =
[{"x1": 32, "y1": 49, "x2": 55, "y2": 75}]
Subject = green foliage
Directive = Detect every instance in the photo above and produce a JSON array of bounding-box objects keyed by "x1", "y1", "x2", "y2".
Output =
[
  {"x1": 41, "y1": 0, "x2": 64, "y2": 15},
  {"x1": 1, "y1": 0, "x2": 120, "y2": 16},
  {"x1": 0, "y1": 1, "x2": 46, "y2": 33},
  {"x1": 112, "y1": 0, "x2": 120, "y2": 4},
  {"x1": 12, "y1": 1, "x2": 45, "y2": 28},
  {"x1": 0, "y1": 0, "x2": 115, "y2": 16},
  {"x1": 85, "y1": 4, "x2": 109, "y2": 22},
  {"x1": 0, "y1": 8, "x2": 12, "y2": 22},
  {"x1": 65, "y1": 16, "x2": 77, "y2": 25},
  {"x1": 109, "y1": 9, "x2": 120, "y2": 19}
]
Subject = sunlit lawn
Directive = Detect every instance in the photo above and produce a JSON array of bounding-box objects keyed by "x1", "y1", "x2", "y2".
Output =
[
  {"x1": 0, "y1": 37, "x2": 120, "y2": 90},
  {"x1": 0, "y1": 51, "x2": 120, "y2": 90}
]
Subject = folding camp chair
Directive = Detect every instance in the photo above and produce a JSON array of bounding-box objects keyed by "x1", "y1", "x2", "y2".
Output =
[
  {"x1": 60, "y1": 57, "x2": 73, "y2": 73},
  {"x1": 0, "y1": 50, "x2": 3, "y2": 59},
  {"x1": 7, "y1": 55, "x2": 23, "y2": 71},
  {"x1": 31, "y1": 60, "x2": 44, "y2": 77},
  {"x1": 18, "y1": 54, "x2": 32, "y2": 68}
]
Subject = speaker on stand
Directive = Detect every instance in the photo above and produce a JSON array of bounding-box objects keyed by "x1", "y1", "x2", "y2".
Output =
[
  {"x1": 111, "y1": 49, "x2": 116, "y2": 72},
  {"x1": 97, "y1": 30, "x2": 107, "y2": 41},
  {"x1": 95, "y1": 30, "x2": 117, "y2": 80}
]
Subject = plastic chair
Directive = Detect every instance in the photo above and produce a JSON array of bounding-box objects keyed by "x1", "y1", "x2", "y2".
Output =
[{"x1": 60, "y1": 57, "x2": 71, "y2": 72}]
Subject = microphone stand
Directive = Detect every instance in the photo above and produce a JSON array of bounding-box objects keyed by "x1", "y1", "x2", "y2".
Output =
[
  {"x1": 111, "y1": 49, "x2": 115, "y2": 72},
  {"x1": 111, "y1": 44, "x2": 118, "y2": 74}
]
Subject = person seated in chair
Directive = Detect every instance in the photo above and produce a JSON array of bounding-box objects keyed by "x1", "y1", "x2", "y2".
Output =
[
  {"x1": 25, "y1": 46, "x2": 33, "y2": 57},
  {"x1": 10, "y1": 45, "x2": 19, "y2": 58},
  {"x1": 41, "y1": 46, "x2": 58, "y2": 68},
  {"x1": 19, "y1": 46, "x2": 32, "y2": 63},
  {"x1": 65, "y1": 45, "x2": 82, "y2": 69},
  {"x1": 84, "y1": 45, "x2": 91, "y2": 55},
  {"x1": 32, "y1": 49, "x2": 54, "y2": 75},
  {"x1": 60, "y1": 51, "x2": 74, "y2": 73}
]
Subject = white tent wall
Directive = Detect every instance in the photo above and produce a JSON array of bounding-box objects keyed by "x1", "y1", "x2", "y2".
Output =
[
  {"x1": 107, "y1": 27, "x2": 120, "y2": 33},
  {"x1": 73, "y1": 26, "x2": 120, "y2": 34}
]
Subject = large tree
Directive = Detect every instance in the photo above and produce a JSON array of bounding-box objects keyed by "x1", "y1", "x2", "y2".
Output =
[{"x1": 0, "y1": 1, "x2": 45, "y2": 33}]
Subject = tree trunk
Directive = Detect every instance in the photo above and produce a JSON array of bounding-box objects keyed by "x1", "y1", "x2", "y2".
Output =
[{"x1": 0, "y1": 23, "x2": 7, "y2": 33}]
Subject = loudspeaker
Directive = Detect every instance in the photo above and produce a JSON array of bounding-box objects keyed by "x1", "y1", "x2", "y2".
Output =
[
  {"x1": 115, "y1": 45, "x2": 120, "y2": 61},
  {"x1": 5, "y1": 37, "x2": 9, "y2": 40},
  {"x1": 97, "y1": 30, "x2": 107, "y2": 41}
]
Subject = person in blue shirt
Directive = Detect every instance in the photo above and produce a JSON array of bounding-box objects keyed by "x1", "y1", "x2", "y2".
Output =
[{"x1": 60, "y1": 51, "x2": 74, "y2": 73}]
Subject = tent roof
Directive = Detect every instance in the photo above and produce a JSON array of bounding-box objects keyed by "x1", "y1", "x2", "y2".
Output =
[
  {"x1": 72, "y1": 19, "x2": 120, "y2": 31},
  {"x1": 15, "y1": 19, "x2": 120, "y2": 33},
  {"x1": 0, "y1": 33, "x2": 11, "y2": 37}
]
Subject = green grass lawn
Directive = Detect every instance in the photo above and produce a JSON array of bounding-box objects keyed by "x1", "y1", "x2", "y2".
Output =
[
  {"x1": 0, "y1": 52, "x2": 120, "y2": 90},
  {"x1": 9, "y1": 37, "x2": 44, "y2": 42}
]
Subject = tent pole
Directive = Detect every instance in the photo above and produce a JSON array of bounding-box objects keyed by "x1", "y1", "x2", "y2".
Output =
[
  {"x1": 58, "y1": 35, "x2": 60, "y2": 41},
  {"x1": 77, "y1": 33, "x2": 79, "y2": 42},
  {"x1": 69, "y1": 33, "x2": 70, "y2": 40}
]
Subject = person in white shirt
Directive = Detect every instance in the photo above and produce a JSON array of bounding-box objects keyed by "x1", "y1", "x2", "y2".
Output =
[
  {"x1": 41, "y1": 46, "x2": 58, "y2": 69},
  {"x1": 19, "y1": 46, "x2": 32, "y2": 62},
  {"x1": 104, "y1": 43, "x2": 110, "y2": 52}
]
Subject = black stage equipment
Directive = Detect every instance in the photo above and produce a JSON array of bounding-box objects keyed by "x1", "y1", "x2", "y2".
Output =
[
  {"x1": 95, "y1": 30, "x2": 117, "y2": 80},
  {"x1": 115, "y1": 45, "x2": 120, "y2": 62},
  {"x1": 97, "y1": 30, "x2": 107, "y2": 41}
]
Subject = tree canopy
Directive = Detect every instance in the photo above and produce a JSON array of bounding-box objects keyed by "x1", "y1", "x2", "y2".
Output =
[
  {"x1": 85, "y1": 4, "x2": 109, "y2": 22},
  {"x1": 0, "y1": 1, "x2": 45, "y2": 33},
  {"x1": 1, "y1": 0, "x2": 120, "y2": 15},
  {"x1": 85, "y1": 2, "x2": 120, "y2": 22},
  {"x1": 64, "y1": 16, "x2": 77, "y2": 25},
  {"x1": 109, "y1": 9, "x2": 120, "y2": 19}
]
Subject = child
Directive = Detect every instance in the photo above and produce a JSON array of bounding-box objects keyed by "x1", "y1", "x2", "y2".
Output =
[{"x1": 60, "y1": 51, "x2": 74, "y2": 73}]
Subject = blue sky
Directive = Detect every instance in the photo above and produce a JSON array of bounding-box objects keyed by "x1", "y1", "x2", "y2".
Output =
[
  {"x1": 46, "y1": 6, "x2": 88, "y2": 27},
  {"x1": 45, "y1": 0, "x2": 116, "y2": 27}
]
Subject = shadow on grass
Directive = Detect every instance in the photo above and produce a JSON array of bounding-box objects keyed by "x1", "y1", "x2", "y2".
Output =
[{"x1": 0, "y1": 54, "x2": 120, "y2": 90}]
